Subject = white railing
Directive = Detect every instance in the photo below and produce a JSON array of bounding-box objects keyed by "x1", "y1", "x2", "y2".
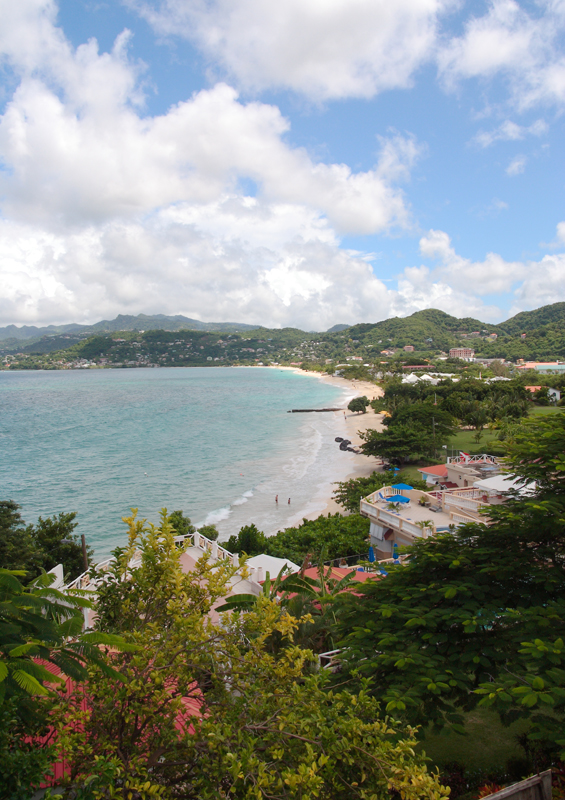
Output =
[
  {"x1": 446, "y1": 487, "x2": 486, "y2": 499},
  {"x1": 318, "y1": 649, "x2": 341, "y2": 671},
  {"x1": 360, "y1": 499, "x2": 434, "y2": 539},
  {"x1": 450, "y1": 512, "x2": 477, "y2": 524},
  {"x1": 443, "y1": 493, "x2": 487, "y2": 513},
  {"x1": 65, "y1": 532, "x2": 237, "y2": 592},
  {"x1": 447, "y1": 453, "x2": 498, "y2": 465}
]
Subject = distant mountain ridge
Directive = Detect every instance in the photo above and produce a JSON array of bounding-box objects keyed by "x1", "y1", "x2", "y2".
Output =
[
  {"x1": 2, "y1": 302, "x2": 565, "y2": 347},
  {"x1": 0, "y1": 313, "x2": 257, "y2": 342}
]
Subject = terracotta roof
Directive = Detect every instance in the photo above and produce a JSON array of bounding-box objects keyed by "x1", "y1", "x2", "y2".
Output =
[
  {"x1": 417, "y1": 464, "x2": 448, "y2": 477},
  {"x1": 300, "y1": 566, "x2": 375, "y2": 583}
]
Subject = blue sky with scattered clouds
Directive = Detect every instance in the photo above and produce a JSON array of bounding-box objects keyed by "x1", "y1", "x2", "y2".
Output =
[{"x1": 0, "y1": 0, "x2": 564, "y2": 329}]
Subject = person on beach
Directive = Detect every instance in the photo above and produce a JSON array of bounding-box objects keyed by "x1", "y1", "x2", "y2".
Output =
[
  {"x1": 275, "y1": 495, "x2": 278, "y2": 503},
  {"x1": 288, "y1": 498, "x2": 291, "y2": 504}
]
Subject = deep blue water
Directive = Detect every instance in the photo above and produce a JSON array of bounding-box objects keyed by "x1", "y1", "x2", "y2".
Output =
[{"x1": 0, "y1": 368, "x2": 351, "y2": 559}]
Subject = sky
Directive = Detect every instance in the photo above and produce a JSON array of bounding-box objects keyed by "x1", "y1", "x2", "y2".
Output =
[{"x1": 0, "y1": 0, "x2": 564, "y2": 331}]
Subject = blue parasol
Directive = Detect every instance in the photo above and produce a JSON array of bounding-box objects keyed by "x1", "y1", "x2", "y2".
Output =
[
  {"x1": 368, "y1": 545, "x2": 375, "y2": 562},
  {"x1": 391, "y1": 483, "x2": 413, "y2": 491},
  {"x1": 387, "y1": 494, "x2": 410, "y2": 504}
]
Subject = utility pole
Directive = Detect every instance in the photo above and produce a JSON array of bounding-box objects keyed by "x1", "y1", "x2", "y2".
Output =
[{"x1": 81, "y1": 534, "x2": 89, "y2": 572}]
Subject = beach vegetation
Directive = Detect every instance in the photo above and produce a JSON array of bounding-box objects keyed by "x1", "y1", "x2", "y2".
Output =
[
  {"x1": 197, "y1": 523, "x2": 218, "y2": 540},
  {"x1": 347, "y1": 395, "x2": 370, "y2": 413},
  {"x1": 224, "y1": 523, "x2": 268, "y2": 556},
  {"x1": 265, "y1": 513, "x2": 370, "y2": 565},
  {"x1": 336, "y1": 411, "x2": 565, "y2": 762},
  {"x1": 360, "y1": 422, "x2": 437, "y2": 464},
  {"x1": 167, "y1": 509, "x2": 196, "y2": 539},
  {"x1": 52, "y1": 511, "x2": 449, "y2": 799}
]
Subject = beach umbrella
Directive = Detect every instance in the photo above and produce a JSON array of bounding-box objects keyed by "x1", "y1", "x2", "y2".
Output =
[
  {"x1": 391, "y1": 483, "x2": 413, "y2": 491},
  {"x1": 392, "y1": 543, "x2": 400, "y2": 562},
  {"x1": 368, "y1": 546, "x2": 375, "y2": 562},
  {"x1": 387, "y1": 494, "x2": 410, "y2": 504}
]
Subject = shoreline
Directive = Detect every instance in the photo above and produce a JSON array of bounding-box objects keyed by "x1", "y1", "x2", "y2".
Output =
[{"x1": 270, "y1": 367, "x2": 385, "y2": 527}]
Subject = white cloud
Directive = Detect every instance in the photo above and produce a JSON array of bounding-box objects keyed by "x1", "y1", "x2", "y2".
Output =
[
  {"x1": 506, "y1": 154, "x2": 527, "y2": 175},
  {"x1": 418, "y1": 228, "x2": 527, "y2": 295},
  {"x1": 512, "y1": 253, "x2": 565, "y2": 310},
  {"x1": 438, "y1": 0, "x2": 565, "y2": 110},
  {"x1": 556, "y1": 221, "x2": 565, "y2": 244},
  {"x1": 0, "y1": 0, "x2": 563, "y2": 332},
  {"x1": 0, "y1": 1, "x2": 428, "y2": 328},
  {"x1": 129, "y1": 0, "x2": 565, "y2": 113},
  {"x1": 395, "y1": 266, "x2": 504, "y2": 321},
  {"x1": 128, "y1": 0, "x2": 447, "y2": 100},
  {"x1": 473, "y1": 118, "x2": 547, "y2": 147}
]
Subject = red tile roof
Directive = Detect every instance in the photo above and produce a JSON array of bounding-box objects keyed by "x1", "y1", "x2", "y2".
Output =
[{"x1": 417, "y1": 464, "x2": 448, "y2": 477}]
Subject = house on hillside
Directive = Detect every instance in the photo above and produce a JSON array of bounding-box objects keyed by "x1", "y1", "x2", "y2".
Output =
[
  {"x1": 449, "y1": 347, "x2": 475, "y2": 360},
  {"x1": 361, "y1": 454, "x2": 513, "y2": 559},
  {"x1": 417, "y1": 464, "x2": 448, "y2": 485}
]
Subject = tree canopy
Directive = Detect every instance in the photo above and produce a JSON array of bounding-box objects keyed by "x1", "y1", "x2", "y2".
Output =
[
  {"x1": 347, "y1": 395, "x2": 370, "y2": 413},
  {"x1": 0, "y1": 502, "x2": 92, "y2": 582},
  {"x1": 336, "y1": 411, "x2": 565, "y2": 759}
]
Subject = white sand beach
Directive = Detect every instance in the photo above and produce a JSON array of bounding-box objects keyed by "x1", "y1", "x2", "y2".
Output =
[{"x1": 272, "y1": 367, "x2": 386, "y2": 522}]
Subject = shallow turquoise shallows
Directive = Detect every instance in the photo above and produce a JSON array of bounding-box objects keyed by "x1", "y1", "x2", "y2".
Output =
[{"x1": 0, "y1": 368, "x2": 351, "y2": 560}]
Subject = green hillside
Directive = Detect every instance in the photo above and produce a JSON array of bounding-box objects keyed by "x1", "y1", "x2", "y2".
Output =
[
  {"x1": 3, "y1": 301, "x2": 565, "y2": 368},
  {"x1": 498, "y1": 302, "x2": 565, "y2": 335}
]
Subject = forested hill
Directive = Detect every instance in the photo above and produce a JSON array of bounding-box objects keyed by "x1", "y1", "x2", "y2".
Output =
[
  {"x1": 340, "y1": 303, "x2": 565, "y2": 360},
  {"x1": 343, "y1": 309, "x2": 498, "y2": 353},
  {"x1": 497, "y1": 302, "x2": 565, "y2": 335},
  {"x1": 3, "y1": 302, "x2": 565, "y2": 366},
  {"x1": 0, "y1": 313, "x2": 257, "y2": 343}
]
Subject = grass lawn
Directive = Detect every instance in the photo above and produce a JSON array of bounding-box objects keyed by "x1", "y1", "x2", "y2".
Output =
[
  {"x1": 417, "y1": 708, "x2": 529, "y2": 773},
  {"x1": 399, "y1": 464, "x2": 433, "y2": 485},
  {"x1": 529, "y1": 406, "x2": 562, "y2": 415},
  {"x1": 446, "y1": 428, "x2": 501, "y2": 457}
]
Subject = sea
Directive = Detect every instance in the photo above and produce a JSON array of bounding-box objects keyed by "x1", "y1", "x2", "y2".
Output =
[{"x1": 0, "y1": 367, "x2": 360, "y2": 561}]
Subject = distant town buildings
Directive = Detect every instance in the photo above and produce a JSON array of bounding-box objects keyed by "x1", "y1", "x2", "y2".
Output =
[
  {"x1": 517, "y1": 361, "x2": 565, "y2": 374},
  {"x1": 449, "y1": 347, "x2": 475, "y2": 360},
  {"x1": 403, "y1": 345, "x2": 414, "y2": 352}
]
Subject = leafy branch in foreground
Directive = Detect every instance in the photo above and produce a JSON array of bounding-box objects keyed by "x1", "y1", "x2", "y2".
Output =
[
  {"x1": 0, "y1": 568, "x2": 132, "y2": 800},
  {"x1": 52, "y1": 511, "x2": 449, "y2": 799}
]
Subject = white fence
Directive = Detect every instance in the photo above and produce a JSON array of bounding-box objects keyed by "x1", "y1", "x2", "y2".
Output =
[{"x1": 65, "y1": 531, "x2": 237, "y2": 592}]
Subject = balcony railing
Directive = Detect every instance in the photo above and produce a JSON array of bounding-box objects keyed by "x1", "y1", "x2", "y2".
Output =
[
  {"x1": 65, "y1": 531, "x2": 237, "y2": 592},
  {"x1": 360, "y1": 499, "x2": 434, "y2": 538}
]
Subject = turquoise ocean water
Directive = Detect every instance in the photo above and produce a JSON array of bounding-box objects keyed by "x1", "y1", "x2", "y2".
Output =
[{"x1": 0, "y1": 368, "x2": 357, "y2": 560}]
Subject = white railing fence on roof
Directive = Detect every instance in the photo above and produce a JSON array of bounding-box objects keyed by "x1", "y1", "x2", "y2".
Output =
[
  {"x1": 65, "y1": 531, "x2": 237, "y2": 592},
  {"x1": 446, "y1": 453, "x2": 498, "y2": 465}
]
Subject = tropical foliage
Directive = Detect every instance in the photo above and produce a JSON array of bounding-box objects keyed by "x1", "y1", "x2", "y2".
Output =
[
  {"x1": 0, "y1": 501, "x2": 92, "y2": 582},
  {"x1": 0, "y1": 568, "x2": 128, "y2": 799},
  {"x1": 265, "y1": 513, "x2": 370, "y2": 564},
  {"x1": 347, "y1": 395, "x2": 370, "y2": 413},
  {"x1": 53, "y1": 511, "x2": 449, "y2": 799},
  {"x1": 336, "y1": 411, "x2": 565, "y2": 760}
]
